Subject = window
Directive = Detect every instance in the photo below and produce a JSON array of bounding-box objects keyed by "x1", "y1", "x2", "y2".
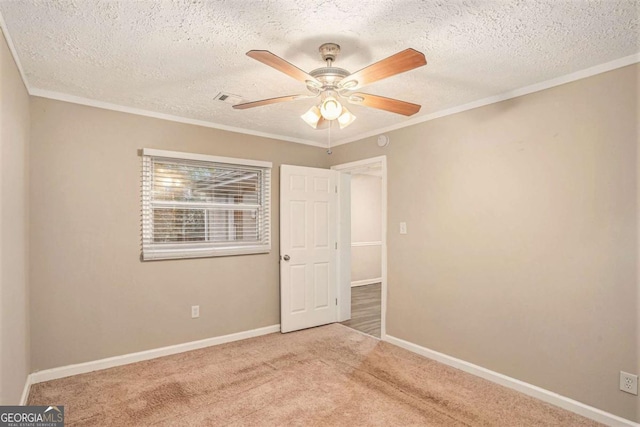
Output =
[{"x1": 141, "y1": 149, "x2": 271, "y2": 260}]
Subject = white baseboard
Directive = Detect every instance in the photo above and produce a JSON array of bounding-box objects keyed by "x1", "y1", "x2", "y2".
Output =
[
  {"x1": 351, "y1": 241, "x2": 382, "y2": 247},
  {"x1": 351, "y1": 278, "x2": 382, "y2": 287},
  {"x1": 21, "y1": 324, "x2": 637, "y2": 426},
  {"x1": 384, "y1": 334, "x2": 639, "y2": 427},
  {"x1": 27, "y1": 324, "x2": 280, "y2": 386}
]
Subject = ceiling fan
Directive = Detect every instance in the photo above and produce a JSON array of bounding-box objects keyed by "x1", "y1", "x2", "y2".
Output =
[{"x1": 233, "y1": 43, "x2": 427, "y2": 130}]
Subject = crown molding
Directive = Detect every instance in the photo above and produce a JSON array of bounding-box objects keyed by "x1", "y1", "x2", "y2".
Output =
[
  {"x1": 29, "y1": 88, "x2": 326, "y2": 148},
  {"x1": 2, "y1": 5, "x2": 638, "y2": 149},
  {"x1": 333, "y1": 52, "x2": 640, "y2": 146},
  {"x1": 0, "y1": 9, "x2": 31, "y2": 93}
]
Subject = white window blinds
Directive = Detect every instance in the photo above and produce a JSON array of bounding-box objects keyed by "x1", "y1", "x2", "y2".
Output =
[{"x1": 141, "y1": 149, "x2": 272, "y2": 260}]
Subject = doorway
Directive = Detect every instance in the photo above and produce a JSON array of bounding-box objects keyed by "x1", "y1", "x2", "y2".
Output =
[{"x1": 332, "y1": 156, "x2": 387, "y2": 339}]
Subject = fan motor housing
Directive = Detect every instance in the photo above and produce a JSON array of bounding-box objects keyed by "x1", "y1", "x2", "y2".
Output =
[
  {"x1": 307, "y1": 66, "x2": 351, "y2": 93},
  {"x1": 310, "y1": 67, "x2": 350, "y2": 83}
]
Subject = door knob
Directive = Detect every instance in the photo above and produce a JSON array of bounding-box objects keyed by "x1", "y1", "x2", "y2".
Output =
[{"x1": 283, "y1": 255, "x2": 290, "y2": 261}]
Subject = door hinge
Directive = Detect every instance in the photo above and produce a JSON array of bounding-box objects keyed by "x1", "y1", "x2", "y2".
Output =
[
  {"x1": 335, "y1": 185, "x2": 338, "y2": 193},
  {"x1": 335, "y1": 242, "x2": 338, "y2": 249},
  {"x1": 336, "y1": 298, "x2": 338, "y2": 306}
]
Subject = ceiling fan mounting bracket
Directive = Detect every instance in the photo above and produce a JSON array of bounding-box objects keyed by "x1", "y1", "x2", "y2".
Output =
[{"x1": 318, "y1": 43, "x2": 341, "y2": 62}]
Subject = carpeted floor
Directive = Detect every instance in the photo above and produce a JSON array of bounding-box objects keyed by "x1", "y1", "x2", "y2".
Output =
[{"x1": 29, "y1": 324, "x2": 601, "y2": 426}]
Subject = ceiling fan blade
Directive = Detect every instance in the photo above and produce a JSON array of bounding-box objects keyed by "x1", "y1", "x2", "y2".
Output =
[
  {"x1": 233, "y1": 94, "x2": 310, "y2": 110},
  {"x1": 247, "y1": 50, "x2": 320, "y2": 85},
  {"x1": 340, "y1": 49, "x2": 426, "y2": 90},
  {"x1": 348, "y1": 93, "x2": 421, "y2": 116}
]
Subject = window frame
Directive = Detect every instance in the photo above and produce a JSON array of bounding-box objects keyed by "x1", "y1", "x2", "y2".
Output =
[{"x1": 141, "y1": 148, "x2": 272, "y2": 261}]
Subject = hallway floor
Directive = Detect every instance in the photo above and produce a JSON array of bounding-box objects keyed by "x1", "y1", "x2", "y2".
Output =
[{"x1": 340, "y1": 283, "x2": 381, "y2": 338}]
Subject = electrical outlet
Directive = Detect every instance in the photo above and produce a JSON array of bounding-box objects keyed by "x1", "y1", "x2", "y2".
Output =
[
  {"x1": 191, "y1": 305, "x2": 200, "y2": 319},
  {"x1": 620, "y1": 371, "x2": 638, "y2": 395}
]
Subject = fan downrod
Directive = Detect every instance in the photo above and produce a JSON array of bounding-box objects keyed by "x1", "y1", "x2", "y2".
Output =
[{"x1": 306, "y1": 43, "x2": 351, "y2": 92}]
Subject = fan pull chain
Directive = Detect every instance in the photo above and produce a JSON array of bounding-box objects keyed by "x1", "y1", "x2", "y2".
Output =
[{"x1": 327, "y1": 119, "x2": 332, "y2": 155}]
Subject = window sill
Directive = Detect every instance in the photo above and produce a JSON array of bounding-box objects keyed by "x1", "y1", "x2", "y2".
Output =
[{"x1": 142, "y1": 246, "x2": 271, "y2": 261}]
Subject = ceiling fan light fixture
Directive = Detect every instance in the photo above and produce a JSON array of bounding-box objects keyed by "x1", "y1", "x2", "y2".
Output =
[
  {"x1": 301, "y1": 105, "x2": 322, "y2": 128},
  {"x1": 337, "y1": 107, "x2": 356, "y2": 129},
  {"x1": 320, "y1": 96, "x2": 342, "y2": 120},
  {"x1": 241, "y1": 44, "x2": 427, "y2": 131}
]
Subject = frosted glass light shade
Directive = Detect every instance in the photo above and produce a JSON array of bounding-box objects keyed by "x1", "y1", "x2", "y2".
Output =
[
  {"x1": 300, "y1": 105, "x2": 322, "y2": 128},
  {"x1": 337, "y1": 107, "x2": 356, "y2": 129},
  {"x1": 320, "y1": 97, "x2": 342, "y2": 120},
  {"x1": 300, "y1": 102, "x2": 356, "y2": 129}
]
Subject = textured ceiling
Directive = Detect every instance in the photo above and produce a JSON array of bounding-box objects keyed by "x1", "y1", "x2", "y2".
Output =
[{"x1": 1, "y1": 0, "x2": 638, "y2": 146}]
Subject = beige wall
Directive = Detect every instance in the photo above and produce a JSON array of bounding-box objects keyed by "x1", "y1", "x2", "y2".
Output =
[
  {"x1": 9, "y1": 45, "x2": 639, "y2": 421},
  {"x1": 351, "y1": 174, "x2": 382, "y2": 284},
  {"x1": 351, "y1": 245, "x2": 381, "y2": 283},
  {"x1": 330, "y1": 64, "x2": 640, "y2": 422},
  {"x1": 29, "y1": 97, "x2": 327, "y2": 371},
  {"x1": 636, "y1": 66, "x2": 640, "y2": 422},
  {"x1": 0, "y1": 31, "x2": 30, "y2": 404}
]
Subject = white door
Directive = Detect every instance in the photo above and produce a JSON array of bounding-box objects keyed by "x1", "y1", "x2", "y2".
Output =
[{"x1": 280, "y1": 165, "x2": 339, "y2": 333}]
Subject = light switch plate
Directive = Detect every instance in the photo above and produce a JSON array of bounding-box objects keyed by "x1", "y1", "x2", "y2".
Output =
[{"x1": 400, "y1": 222, "x2": 407, "y2": 234}]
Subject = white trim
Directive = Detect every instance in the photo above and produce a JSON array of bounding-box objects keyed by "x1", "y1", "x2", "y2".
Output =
[
  {"x1": 333, "y1": 53, "x2": 640, "y2": 146},
  {"x1": 19, "y1": 376, "x2": 32, "y2": 405},
  {"x1": 3, "y1": 26, "x2": 635, "y2": 151},
  {"x1": 142, "y1": 246, "x2": 271, "y2": 261},
  {"x1": 3, "y1": 3, "x2": 636, "y2": 151},
  {"x1": 337, "y1": 173, "x2": 352, "y2": 322},
  {"x1": 29, "y1": 88, "x2": 326, "y2": 148},
  {"x1": 384, "y1": 334, "x2": 640, "y2": 427},
  {"x1": 332, "y1": 155, "x2": 388, "y2": 339},
  {"x1": 142, "y1": 148, "x2": 272, "y2": 169},
  {"x1": 332, "y1": 156, "x2": 387, "y2": 171},
  {"x1": 1, "y1": 12, "x2": 637, "y2": 151},
  {"x1": 0, "y1": 11, "x2": 31, "y2": 93},
  {"x1": 351, "y1": 241, "x2": 382, "y2": 247},
  {"x1": 141, "y1": 152, "x2": 272, "y2": 261},
  {"x1": 29, "y1": 324, "x2": 280, "y2": 384},
  {"x1": 351, "y1": 278, "x2": 382, "y2": 287}
]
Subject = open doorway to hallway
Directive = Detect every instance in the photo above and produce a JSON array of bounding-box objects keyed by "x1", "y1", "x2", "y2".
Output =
[
  {"x1": 333, "y1": 157, "x2": 386, "y2": 339},
  {"x1": 341, "y1": 282, "x2": 381, "y2": 337}
]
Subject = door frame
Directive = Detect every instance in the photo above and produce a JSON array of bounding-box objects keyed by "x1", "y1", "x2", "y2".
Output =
[{"x1": 331, "y1": 156, "x2": 388, "y2": 339}]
